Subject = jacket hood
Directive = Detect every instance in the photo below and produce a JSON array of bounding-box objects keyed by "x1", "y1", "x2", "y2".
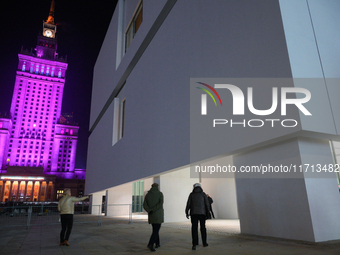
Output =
[
  {"x1": 148, "y1": 186, "x2": 159, "y2": 193},
  {"x1": 193, "y1": 186, "x2": 203, "y2": 193}
]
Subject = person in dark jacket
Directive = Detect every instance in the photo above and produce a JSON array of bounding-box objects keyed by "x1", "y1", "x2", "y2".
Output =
[
  {"x1": 185, "y1": 183, "x2": 210, "y2": 250},
  {"x1": 143, "y1": 183, "x2": 164, "y2": 252},
  {"x1": 206, "y1": 194, "x2": 215, "y2": 219}
]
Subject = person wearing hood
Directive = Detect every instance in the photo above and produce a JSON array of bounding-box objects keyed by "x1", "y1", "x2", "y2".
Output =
[
  {"x1": 143, "y1": 183, "x2": 164, "y2": 252},
  {"x1": 185, "y1": 183, "x2": 210, "y2": 250}
]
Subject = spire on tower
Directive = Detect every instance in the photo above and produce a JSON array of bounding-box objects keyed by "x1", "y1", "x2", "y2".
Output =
[{"x1": 46, "y1": 0, "x2": 55, "y2": 24}]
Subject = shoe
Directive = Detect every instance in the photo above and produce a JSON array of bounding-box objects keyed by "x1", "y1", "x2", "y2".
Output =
[
  {"x1": 147, "y1": 245, "x2": 156, "y2": 252},
  {"x1": 192, "y1": 245, "x2": 196, "y2": 250},
  {"x1": 59, "y1": 242, "x2": 64, "y2": 246},
  {"x1": 63, "y1": 240, "x2": 70, "y2": 246},
  {"x1": 203, "y1": 243, "x2": 209, "y2": 247},
  {"x1": 155, "y1": 244, "x2": 160, "y2": 248}
]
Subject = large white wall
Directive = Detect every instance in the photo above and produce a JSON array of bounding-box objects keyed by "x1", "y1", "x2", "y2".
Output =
[
  {"x1": 279, "y1": 0, "x2": 340, "y2": 79},
  {"x1": 201, "y1": 178, "x2": 238, "y2": 219},
  {"x1": 143, "y1": 177, "x2": 154, "y2": 196},
  {"x1": 106, "y1": 182, "x2": 133, "y2": 217},
  {"x1": 234, "y1": 138, "x2": 340, "y2": 242},
  {"x1": 86, "y1": 0, "x2": 292, "y2": 195},
  {"x1": 199, "y1": 156, "x2": 239, "y2": 219},
  {"x1": 159, "y1": 167, "x2": 199, "y2": 222},
  {"x1": 279, "y1": 0, "x2": 340, "y2": 131}
]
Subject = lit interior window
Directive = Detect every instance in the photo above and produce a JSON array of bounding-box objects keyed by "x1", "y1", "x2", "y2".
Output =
[{"x1": 125, "y1": 1, "x2": 143, "y2": 51}]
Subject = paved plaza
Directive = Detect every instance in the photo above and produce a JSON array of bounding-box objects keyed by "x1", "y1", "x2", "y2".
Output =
[{"x1": 1, "y1": 216, "x2": 340, "y2": 254}]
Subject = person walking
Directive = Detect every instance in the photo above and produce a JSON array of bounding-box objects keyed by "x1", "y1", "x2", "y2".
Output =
[
  {"x1": 58, "y1": 188, "x2": 88, "y2": 246},
  {"x1": 185, "y1": 183, "x2": 210, "y2": 250},
  {"x1": 143, "y1": 183, "x2": 164, "y2": 252},
  {"x1": 206, "y1": 194, "x2": 215, "y2": 219}
]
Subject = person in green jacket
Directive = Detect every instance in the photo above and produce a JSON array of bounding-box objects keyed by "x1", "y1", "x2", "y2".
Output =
[{"x1": 143, "y1": 183, "x2": 164, "y2": 252}]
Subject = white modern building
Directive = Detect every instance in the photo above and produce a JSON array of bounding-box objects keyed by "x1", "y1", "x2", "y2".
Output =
[{"x1": 86, "y1": 0, "x2": 340, "y2": 242}]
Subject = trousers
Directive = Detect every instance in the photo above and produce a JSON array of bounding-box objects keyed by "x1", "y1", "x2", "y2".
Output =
[
  {"x1": 148, "y1": 223, "x2": 161, "y2": 247},
  {"x1": 60, "y1": 214, "x2": 73, "y2": 242},
  {"x1": 191, "y1": 214, "x2": 207, "y2": 246}
]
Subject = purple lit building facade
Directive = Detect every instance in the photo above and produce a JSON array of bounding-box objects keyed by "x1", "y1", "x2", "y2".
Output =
[{"x1": 0, "y1": 2, "x2": 85, "y2": 202}]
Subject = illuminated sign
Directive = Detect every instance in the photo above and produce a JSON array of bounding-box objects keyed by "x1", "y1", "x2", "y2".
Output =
[{"x1": 0, "y1": 176, "x2": 45, "y2": 181}]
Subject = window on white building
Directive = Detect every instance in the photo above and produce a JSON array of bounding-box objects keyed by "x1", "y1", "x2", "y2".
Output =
[
  {"x1": 112, "y1": 97, "x2": 126, "y2": 146},
  {"x1": 125, "y1": 1, "x2": 143, "y2": 51}
]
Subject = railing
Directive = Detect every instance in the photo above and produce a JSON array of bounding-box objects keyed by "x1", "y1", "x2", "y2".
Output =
[{"x1": 0, "y1": 204, "x2": 146, "y2": 229}]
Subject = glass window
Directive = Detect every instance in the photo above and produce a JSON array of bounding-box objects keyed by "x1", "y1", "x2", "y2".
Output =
[
  {"x1": 112, "y1": 97, "x2": 126, "y2": 145},
  {"x1": 125, "y1": 1, "x2": 143, "y2": 51}
]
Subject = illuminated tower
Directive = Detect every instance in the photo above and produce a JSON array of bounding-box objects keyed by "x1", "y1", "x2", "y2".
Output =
[
  {"x1": 6, "y1": 0, "x2": 79, "y2": 177},
  {"x1": 0, "y1": 117, "x2": 11, "y2": 170}
]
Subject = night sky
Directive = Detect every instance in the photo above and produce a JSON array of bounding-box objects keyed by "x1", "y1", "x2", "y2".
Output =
[{"x1": 0, "y1": 0, "x2": 118, "y2": 169}]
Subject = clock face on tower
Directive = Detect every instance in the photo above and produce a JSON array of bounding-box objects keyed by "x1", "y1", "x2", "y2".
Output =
[{"x1": 44, "y1": 29, "x2": 53, "y2": 38}]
